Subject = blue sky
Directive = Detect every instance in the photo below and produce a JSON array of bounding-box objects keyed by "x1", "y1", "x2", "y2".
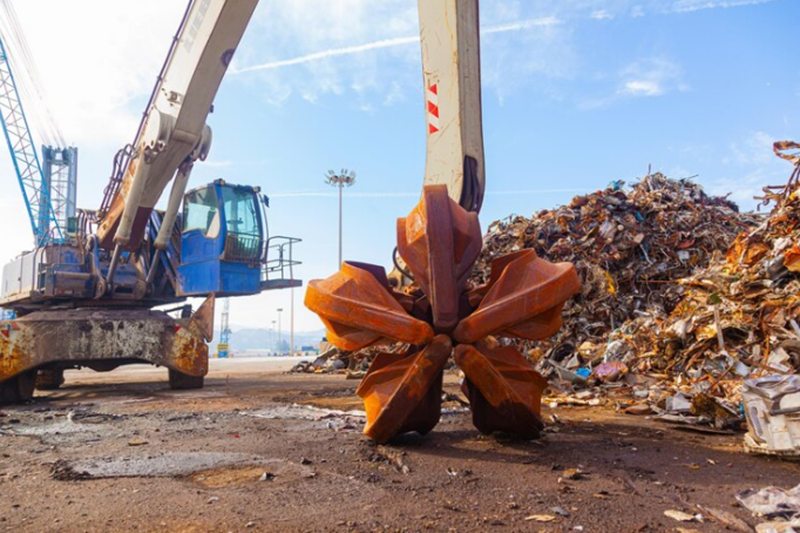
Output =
[{"x1": 0, "y1": 0, "x2": 798, "y2": 336}]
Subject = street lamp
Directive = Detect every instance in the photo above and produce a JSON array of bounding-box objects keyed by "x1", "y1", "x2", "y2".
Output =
[
  {"x1": 277, "y1": 308, "x2": 283, "y2": 355},
  {"x1": 270, "y1": 320, "x2": 276, "y2": 355},
  {"x1": 325, "y1": 169, "x2": 356, "y2": 268}
]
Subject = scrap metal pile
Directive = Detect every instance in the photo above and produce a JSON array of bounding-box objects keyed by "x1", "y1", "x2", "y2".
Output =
[
  {"x1": 474, "y1": 144, "x2": 800, "y2": 429},
  {"x1": 474, "y1": 172, "x2": 756, "y2": 350}
]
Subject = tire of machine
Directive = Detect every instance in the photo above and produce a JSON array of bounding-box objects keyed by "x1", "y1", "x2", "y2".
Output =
[
  {"x1": 36, "y1": 368, "x2": 65, "y2": 390},
  {"x1": 0, "y1": 370, "x2": 37, "y2": 405},
  {"x1": 168, "y1": 369, "x2": 204, "y2": 390}
]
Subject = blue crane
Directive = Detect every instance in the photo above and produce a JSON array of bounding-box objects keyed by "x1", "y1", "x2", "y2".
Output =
[
  {"x1": 0, "y1": 32, "x2": 63, "y2": 245},
  {"x1": 217, "y1": 298, "x2": 232, "y2": 358}
]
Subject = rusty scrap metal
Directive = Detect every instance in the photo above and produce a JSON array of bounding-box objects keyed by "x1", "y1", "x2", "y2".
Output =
[
  {"x1": 473, "y1": 172, "x2": 757, "y2": 364},
  {"x1": 470, "y1": 153, "x2": 800, "y2": 431},
  {"x1": 306, "y1": 185, "x2": 580, "y2": 443}
]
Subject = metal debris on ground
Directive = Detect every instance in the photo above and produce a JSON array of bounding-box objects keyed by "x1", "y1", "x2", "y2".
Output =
[
  {"x1": 742, "y1": 374, "x2": 800, "y2": 455},
  {"x1": 737, "y1": 483, "x2": 800, "y2": 532},
  {"x1": 288, "y1": 347, "x2": 374, "y2": 375}
]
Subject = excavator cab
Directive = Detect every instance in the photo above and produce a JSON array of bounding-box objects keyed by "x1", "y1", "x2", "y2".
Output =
[{"x1": 177, "y1": 179, "x2": 266, "y2": 296}]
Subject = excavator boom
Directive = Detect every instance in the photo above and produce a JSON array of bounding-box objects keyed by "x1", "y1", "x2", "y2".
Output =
[
  {"x1": 419, "y1": 0, "x2": 485, "y2": 213},
  {"x1": 96, "y1": 0, "x2": 258, "y2": 252}
]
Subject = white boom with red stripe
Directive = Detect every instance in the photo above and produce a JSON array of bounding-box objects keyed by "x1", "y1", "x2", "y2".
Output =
[{"x1": 418, "y1": 0, "x2": 485, "y2": 214}]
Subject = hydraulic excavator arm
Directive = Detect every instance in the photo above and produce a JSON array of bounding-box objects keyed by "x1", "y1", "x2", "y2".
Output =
[
  {"x1": 95, "y1": 0, "x2": 259, "y2": 284},
  {"x1": 418, "y1": 0, "x2": 485, "y2": 213},
  {"x1": 306, "y1": 0, "x2": 582, "y2": 443}
]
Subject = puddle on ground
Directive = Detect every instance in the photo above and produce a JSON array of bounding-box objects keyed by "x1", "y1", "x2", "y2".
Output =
[
  {"x1": 244, "y1": 403, "x2": 367, "y2": 432},
  {"x1": 244, "y1": 403, "x2": 367, "y2": 421},
  {"x1": 55, "y1": 452, "x2": 267, "y2": 479},
  {"x1": 51, "y1": 452, "x2": 317, "y2": 487},
  {"x1": 2, "y1": 413, "x2": 117, "y2": 445}
]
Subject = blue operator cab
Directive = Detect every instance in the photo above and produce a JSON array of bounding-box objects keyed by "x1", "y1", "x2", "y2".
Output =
[{"x1": 178, "y1": 180, "x2": 266, "y2": 297}]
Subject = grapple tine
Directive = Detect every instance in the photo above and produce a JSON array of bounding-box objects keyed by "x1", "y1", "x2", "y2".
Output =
[
  {"x1": 305, "y1": 262, "x2": 434, "y2": 351},
  {"x1": 357, "y1": 335, "x2": 452, "y2": 444},
  {"x1": 454, "y1": 343, "x2": 548, "y2": 438},
  {"x1": 397, "y1": 185, "x2": 481, "y2": 331},
  {"x1": 454, "y1": 249, "x2": 580, "y2": 344}
]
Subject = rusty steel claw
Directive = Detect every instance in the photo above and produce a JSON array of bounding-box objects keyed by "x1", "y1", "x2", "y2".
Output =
[
  {"x1": 305, "y1": 261, "x2": 434, "y2": 351},
  {"x1": 397, "y1": 185, "x2": 482, "y2": 331},
  {"x1": 306, "y1": 185, "x2": 581, "y2": 443},
  {"x1": 454, "y1": 249, "x2": 581, "y2": 344},
  {"x1": 357, "y1": 335, "x2": 452, "y2": 444},
  {"x1": 455, "y1": 344, "x2": 548, "y2": 437}
]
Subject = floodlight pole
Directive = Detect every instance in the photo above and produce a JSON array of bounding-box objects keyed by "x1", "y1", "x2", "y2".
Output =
[
  {"x1": 277, "y1": 308, "x2": 283, "y2": 355},
  {"x1": 338, "y1": 184, "x2": 343, "y2": 268},
  {"x1": 325, "y1": 169, "x2": 357, "y2": 269}
]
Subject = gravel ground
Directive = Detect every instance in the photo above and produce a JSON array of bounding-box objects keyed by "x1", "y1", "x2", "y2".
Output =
[{"x1": 0, "y1": 358, "x2": 797, "y2": 532}]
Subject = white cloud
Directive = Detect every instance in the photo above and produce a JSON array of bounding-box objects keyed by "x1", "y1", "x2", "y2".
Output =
[
  {"x1": 233, "y1": 35, "x2": 419, "y2": 74},
  {"x1": 591, "y1": 10, "x2": 614, "y2": 19},
  {"x1": 619, "y1": 57, "x2": 687, "y2": 97},
  {"x1": 1, "y1": 0, "x2": 782, "y2": 144},
  {"x1": 484, "y1": 16, "x2": 561, "y2": 34},
  {"x1": 231, "y1": 0, "x2": 778, "y2": 109},
  {"x1": 620, "y1": 79, "x2": 664, "y2": 96},
  {"x1": 726, "y1": 131, "x2": 777, "y2": 166},
  {"x1": 581, "y1": 57, "x2": 687, "y2": 108},
  {"x1": 708, "y1": 131, "x2": 794, "y2": 209},
  {"x1": 235, "y1": 8, "x2": 566, "y2": 107},
  {"x1": 11, "y1": 1, "x2": 186, "y2": 148},
  {"x1": 383, "y1": 82, "x2": 406, "y2": 106},
  {"x1": 203, "y1": 159, "x2": 234, "y2": 169},
  {"x1": 706, "y1": 169, "x2": 773, "y2": 208}
]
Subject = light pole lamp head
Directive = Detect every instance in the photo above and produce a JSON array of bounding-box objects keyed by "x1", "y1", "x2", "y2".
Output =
[{"x1": 325, "y1": 169, "x2": 357, "y2": 188}]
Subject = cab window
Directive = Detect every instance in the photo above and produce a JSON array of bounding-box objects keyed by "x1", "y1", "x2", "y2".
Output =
[
  {"x1": 221, "y1": 187, "x2": 259, "y2": 237},
  {"x1": 183, "y1": 187, "x2": 220, "y2": 238}
]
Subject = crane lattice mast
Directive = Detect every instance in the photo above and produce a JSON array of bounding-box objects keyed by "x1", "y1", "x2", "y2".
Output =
[
  {"x1": 218, "y1": 298, "x2": 232, "y2": 358},
  {"x1": 0, "y1": 32, "x2": 62, "y2": 245}
]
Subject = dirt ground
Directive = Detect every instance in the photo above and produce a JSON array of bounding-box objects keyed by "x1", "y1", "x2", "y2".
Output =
[{"x1": 0, "y1": 358, "x2": 797, "y2": 533}]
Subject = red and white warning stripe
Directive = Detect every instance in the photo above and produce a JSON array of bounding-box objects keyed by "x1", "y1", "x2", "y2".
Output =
[{"x1": 426, "y1": 83, "x2": 440, "y2": 135}]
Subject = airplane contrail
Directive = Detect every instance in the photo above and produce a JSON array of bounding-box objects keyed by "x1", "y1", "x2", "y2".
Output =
[
  {"x1": 669, "y1": 0, "x2": 777, "y2": 13},
  {"x1": 232, "y1": 17, "x2": 560, "y2": 74},
  {"x1": 231, "y1": 0, "x2": 773, "y2": 75}
]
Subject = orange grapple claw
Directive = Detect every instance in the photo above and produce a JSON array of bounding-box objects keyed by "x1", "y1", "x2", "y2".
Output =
[
  {"x1": 305, "y1": 185, "x2": 581, "y2": 442},
  {"x1": 357, "y1": 335, "x2": 452, "y2": 444},
  {"x1": 454, "y1": 344, "x2": 548, "y2": 438}
]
